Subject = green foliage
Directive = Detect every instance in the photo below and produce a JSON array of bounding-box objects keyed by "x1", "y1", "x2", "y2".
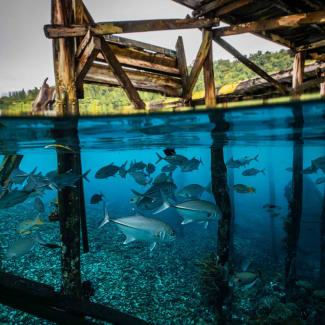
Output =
[{"x1": 0, "y1": 49, "x2": 295, "y2": 113}]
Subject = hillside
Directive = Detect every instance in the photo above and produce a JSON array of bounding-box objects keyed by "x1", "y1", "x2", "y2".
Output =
[{"x1": 0, "y1": 49, "x2": 294, "y2": 114}]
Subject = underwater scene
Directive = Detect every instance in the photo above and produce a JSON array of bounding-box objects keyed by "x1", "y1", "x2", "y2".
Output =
[{"x1": 0, "y1": 100, "x2": 325, "y2": 324}]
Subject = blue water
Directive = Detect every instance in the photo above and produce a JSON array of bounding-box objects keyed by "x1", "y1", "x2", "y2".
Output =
[{"x1": 0, "y1": 100, "x2": 325, "y2": 324}]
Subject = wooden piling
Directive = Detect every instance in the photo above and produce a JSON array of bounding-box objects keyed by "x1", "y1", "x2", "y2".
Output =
[
  {"x1": 0, "y1": 155, "x2": 23, "y2": 189},
  {"x1": 320, "y1": 186, "x2": 325, "y2": 289},
  {"x1": 284, "y1": 103, "x2": 303, "y2": 295},
  {"x1": 292, "y1": 52, "x2": 305, "y2": 98},
  {"x1": 209, "y1": 111, "x2": 232, "y2": 322}
]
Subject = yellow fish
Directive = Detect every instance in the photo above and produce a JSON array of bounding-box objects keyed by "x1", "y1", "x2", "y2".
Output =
[
  {"x1": 17, "y1": 215, "x2": 44, "y2": 234},
  {"x1": 44, "y1": 144, "x2": 73, "y2": 151}
]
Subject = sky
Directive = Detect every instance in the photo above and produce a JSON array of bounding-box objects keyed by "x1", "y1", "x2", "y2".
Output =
[{"x1": 0, "y1": 0, "x2": 286, "y2": 96}]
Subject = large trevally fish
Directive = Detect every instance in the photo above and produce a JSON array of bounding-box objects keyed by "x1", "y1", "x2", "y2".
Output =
[
  {"x1": 154, "y1": 194, "x2": 221, "y2": 228},
  {"x1": 98, "y1": 206, "x2": 176, "y2": 251}
]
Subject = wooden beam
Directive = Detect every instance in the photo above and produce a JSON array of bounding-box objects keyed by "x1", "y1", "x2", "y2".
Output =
[
  {"x1": 85, "y1": 64, "x2": 182, "y2": 97},
  {"x1": 212, "y1": 35, "x2": 288, "y2": 95},
  {"x1": 76, "y1": 36, "x2": 100, "y2": 89},
  {"x1": 213, "y1": 10, "x2": 325, "y2": 37},
  {"x1": 96, "y1": 43, "x2": 179, "y2": 75},
  {"x1": 171, "y1": 0, "x2": 199, "y2": 10},
  {"x1": 98, "y1": 37, "x2": 145, "y2": 109},
  {"x1": 203, "y1": 33, "x2": 216, "y2": 107},
  {"x1": 175, "y1": 36, "x2": 188, "y2": 97},
  {"x1": 292, "y1": 52, "x2": 305, "y2": 94},
  {"x1": 76, "y1": 29, "x2": 92, "y2": 59},
  {"x1": 105, "y1": 35, "x2": 177, "y2": 57},
  {"x1": 296, "y1": 39, "x2": 325, "y2": 52},
  {"x1": 192, "y1": 0, "x2": 232, "y2": 17},
  {"x1": 44, "y1": 17, "x2": 220, "y2": 38},
  {"x1": 184, "y1": 30, "x2": 212, "y2": 102}
]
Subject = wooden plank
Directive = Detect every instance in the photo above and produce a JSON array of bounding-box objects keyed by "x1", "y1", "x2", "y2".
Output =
[
  {"x1": 175, "y1": 36, "x2": 188, "y2": 97},
  {"x1": 193, "y1": 0, "x2": 232, "y2": 17},
  {"x1": 212, "y1": 35, "x2": 288, "y2": 95},
  {"x1": 44, "y1": 17, "x2": 220, "y2": 38},
  {"x1": 296, "y1": 39, "x2": 325, "y2": 52},
  {"x1": 98, "y1": 37, "x2": 145, "y2": 109},
  {"x1": 76, "y1": 29, "x2": 92, "y2": 59},
  {"x1": 105, "y1": 35, "x2": 177, "y2": 57},
  {"x1": 85, "y1": 64, "x2": 182, "y2": 97},
  {"x1": 76, "y1": 37, "x2": 100, "y2": 88},
  {"x1": 184, "y1": 30, "x2": 212, "y2": 102},
  {"x1": 96, "y1": 43, "x2": 179, "y2": 75},
  {"x1": 203, "y1": 38, "x2": 216, "y2": 107},
  {"x1": 213, "y1": 10, "x2": 325, "y2": 37}
]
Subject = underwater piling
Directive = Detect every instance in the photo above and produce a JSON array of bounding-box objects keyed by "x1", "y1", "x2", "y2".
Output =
[
  {"x1": 320, "y1": 186, "x2": 325, "y2": 289},
  {"x1": 209, "y1": 111, "x2": 233, "y2": 321},
  {"x1": 284, "y1": 103, "x2": 303, "y2": 294}
]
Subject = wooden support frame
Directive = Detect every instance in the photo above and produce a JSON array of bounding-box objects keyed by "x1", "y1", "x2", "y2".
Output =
[
  {"x1": 175, "y1": 36, "x2": 188, "y2": 98},
  {"x1": 44, "y1": 17, "x2": 220, "y2": 38},
  {"x1": 213, "y1": 10, "x2": 325, "y2": 37},
  {"x1": 292, "y1": 52, "x2": 305, "y2": 96},
  {"x1": 212, "y1": 35, "x2": 288, "y2": 95},
  {"x1": 296, "y1": 40, "x2": 325, "y2": 52},
  {"x1": 184, "y1": 30, "x2": 212, "y2": 102},
  {"x1": 193, "y1": 0, "x2": 252, "y2": 18}
]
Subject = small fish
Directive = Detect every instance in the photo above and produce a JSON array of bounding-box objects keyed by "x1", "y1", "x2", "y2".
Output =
[
  {"x1": 44, "y1": 144, "x2": 73, "y2": 151},
  {"x1": 90, "y1": 193, "x2": 104, "y2": 204},
  {"x1": 233, "y1": 184, "x2": 255, "y2": 194},
  {"x1": 285, "y1": 167, "x2": 293, "y2": 172},
  {"x1": 128, "y1": 160, "x2": 146, "y2": 173},
  {"x1": 17, "y1": 215, "x2": 44, "y2": 234},
  {"x1": 263, "y1": 204, "x2": 281, "y2": 210},
  {"x1": 98, "y1": 205, "x2": 176, "y2": 251},
  {"x1": 153, "y1": 172, "x2": 173, "y2": 184},
  {"x1": 312, "y1": 156, "x2": 325, "y2": 173},
  {"x1": 161, "y1": 165, "x2": 177, "y2": 173},
  {"x1": 51, "y1": 169, "x2": 91, "y2": 189},
  {"x1": 226, "y1": 157, "x2": 241, "y2": 168},
  {"x1": 238, "y1": 154, "x2": 259, "y2": 167},
  {"x1": 303, "y1": 165, "x2": 317, "y2": 174},
  {"x1": 34, "y1": 197, "x2": 45, "y2": 213},
  {"x1": 178, "y1": 183, "x2": 211, "y2": 199},
  {"x1": 95, "y1": 163, "x2": 119, "y2": 179},
  {"x1": 146, "y1": 163, "x2": 156, "y2": 175},
  {"x1": 156, "y1": 152, "x2": 188, "y2": 166},
  {"x1": 234, "y1": 271, "x2": 261, "y2": 290},
  {"x1": 316, "y1": 177, "x2": 325, "y2": 185},
  {"x1": 10, "y1": 167, "x2": 37, "y2": 184},
  {"x1": 119, "y1": 161, "x2": 128, "y2": 178},
  {"x1": 129, "y1": 171, "x2": 152, "y2": 186},
  {"x1": 180, "y1": 157, "x2": 202, "y2": 172},
  {"x1": 0, "y1": 189, "x2": 33, "y2": 209},
  {"x1": 242, "y1": 168, "x2": 265, "y2": 176}
]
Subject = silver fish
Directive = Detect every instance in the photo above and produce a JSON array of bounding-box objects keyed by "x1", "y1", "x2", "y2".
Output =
[
  {"x1": 50, "y1": 169, "x2": 90, "y2": 189},
  {"x1": 10, "y1": 167, "x2": 37, "y2": 184},
  {"x1": 98, "y1": 206, "x2": 176, "y2": 251},
  {"x1": 153, "y1": 172, "x2": 173, "y2": 184},
  {"x1": 180, "y1": 157, "x2": 202, "y2": 172},
  {"x1": 238, "y1": 154, "x2": 259, "y2": 167},
  {"x1": 156, "y1": 152, "x2": 188, "y2": 166},
  {"x1": 129, "y1": 171, "x2": 152, "y2": 186},
  {"x1": 161, "y1": 165, "x2": 177, "y2": 173},
  {"x1": 0, "y1": 189, "x2": 33, "y2": 209},
  {"x1": 226, "y1": 157, "x2": 241, "y2": 168},
  {"x1": 146, "y1": 163, "x2": 156, "y2": 175},
  {"x1": 95, "y1": 163, "x2": 119, "y2": 179},
  {"x1": 178, "y1": 183, "x2": 211, "y2": 199},
  {"x1": 128, "y1": 160, "x2": 146, "y2": 173},
  {"x1": 242, "y1": 168, "x2": 265, "y2": 176},
  {"x1": 155, "y1": 195, "x2": 221, "y2": 228},
  {"x1": 7, "y1": 238, "x2": 35, "y2": 258}
]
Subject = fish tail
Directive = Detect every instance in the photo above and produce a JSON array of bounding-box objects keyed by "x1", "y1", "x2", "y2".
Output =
[
  {"x1": 205, "y1": 182, "x2": 212, "y2": 194},
  {"x1": 261, "y1": 168, "x2": 266, "y2": 175},
  {"x1": 200, "y1": 156, "x2": 204, "y2": 165},
  {"x1": 155, "y1": 153, "x2": 163, "y2": 164},
  {"x1": 154, "y1": 191, "x2": 170, "y2": 214},
  {"x1": 35, "y1": 215, "x2": 44, "y2": 225},
  {"x1": 33, "y1": 232, "x2": 47, "y2": 245},
  {"x1": 98, "y1": 205, "x2": 110, "y2": 229},
  {"x1": 254, "y1": 154, "x2": 259, "y2": 162},
  {"x1": 131, "y1": 189, "x2": 143, "y2": 198},
  {"x1": 82, "y1": 169, "x2": 91, "y2": 182},
  {"x1": 29, "y1": 167, "x2": 37, "y2": 176}
]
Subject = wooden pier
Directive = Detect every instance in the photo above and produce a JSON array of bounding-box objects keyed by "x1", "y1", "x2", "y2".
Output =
[{"x1": 43, "y1": 0, "x2": 325, "y2": 114}]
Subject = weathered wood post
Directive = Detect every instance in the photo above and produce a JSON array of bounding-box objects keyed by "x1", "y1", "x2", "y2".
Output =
[
  {"x1": 51, "y1": 0, "x2": 87, "y2": 298},
  {"x1": 292, "y1": 52, "x2": 305, "y2": 98},
  {"x1": 320, "y1": 186, "x2": 325, "y2": 289},
  {"x1": 284, "y1": 103, "x2": 303, "y2": 295},
  {"x1": 320, "y1": 73, "x2": 325, "y2": 97},
  {"x1": 203, "y1": 29, "x2": 216, "y2": 107},
  {"x1": 209, "y1": 110, "x2": 233, "y2": 321}
]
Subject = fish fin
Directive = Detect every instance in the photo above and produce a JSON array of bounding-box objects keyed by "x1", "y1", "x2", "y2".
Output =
[
  {"x1": 205, "y1": 182, "x2": 212, "y2": 194},
  {"x1": 150, "y1": 242, "x2": 157, "y2": 251},
  {"x1": 155, "y1": 153, "x2": 163, "y2": 164},
  {"x1": 241, "y1": 259, "x2": 251, "y2": 272},
  {"x1": 204, "y1": 221, "x2": 208, "y2": 229},
  {"x1": 154, "y1": 191, "x2": 170, "y2": 214},
  {"x1": 123, "y1": 235, "x2": 136, "y2": 245},
  {"x1": 181, "y1": 219, "x2": 193, "y2": 225},
  {"x1": 98, "y1": 205, "x2": 110, "y2": 229},
  {"x1": 82, "y1": 169, "x2": 91, "y2": 182},
  {"x1": 200, "y1": 156, "x2": 203, "y2": 165},
  {"x1": 261, "y1": 169, "x2": 266, "y2": 175},
  {"x1": 23, "y1": 231, "x2": 31, "y2": 234},
  {"x1": 254, "y1": 154, "x2": 259, "y2": 162},
  {"x1": 30, "y1": 167, "x2": 37, "y2": 176},
  {"x1": 35, "y1": 215, "x2": 44, "y2": 225},
  {"x1": 131, "y1": 189, "x2": 143, "y2": 198}
]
